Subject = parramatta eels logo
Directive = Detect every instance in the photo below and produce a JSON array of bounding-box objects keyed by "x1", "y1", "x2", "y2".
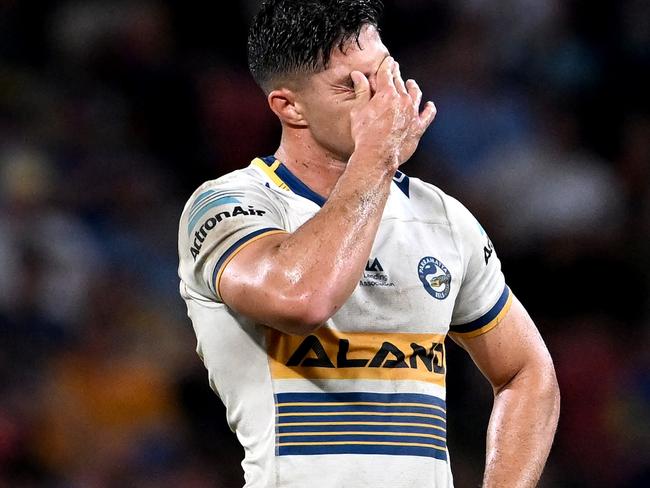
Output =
[{"x1": 418, "y1": 256, "x2": 451, "y2": 300}]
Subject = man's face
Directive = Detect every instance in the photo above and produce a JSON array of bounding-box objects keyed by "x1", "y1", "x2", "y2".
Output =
[{"x1": 295, "y1": 25, "x2": 390, "y2": 161}]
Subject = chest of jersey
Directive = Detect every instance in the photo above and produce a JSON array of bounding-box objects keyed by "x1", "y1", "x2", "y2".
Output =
[
  {"x1": 339, "y1": 216, "x2": 460, "y2": 335},
  {"x1": 277, "y1": 191, "x2": 462, "y2": 336}
]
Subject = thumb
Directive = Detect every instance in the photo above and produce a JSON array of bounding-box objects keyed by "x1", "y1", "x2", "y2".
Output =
[{"x1": 351, "y1": 71, "x2": 370, "y2": 103}]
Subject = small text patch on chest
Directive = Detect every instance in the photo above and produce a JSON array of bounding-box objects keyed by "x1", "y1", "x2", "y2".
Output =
[{"x1": 360, "y1": 257, "x2": 395, "y2": 287}]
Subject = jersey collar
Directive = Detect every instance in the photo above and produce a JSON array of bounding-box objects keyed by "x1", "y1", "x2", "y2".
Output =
[{"x1": 251, "y1": 156, "x2": 327, "y2": 207}]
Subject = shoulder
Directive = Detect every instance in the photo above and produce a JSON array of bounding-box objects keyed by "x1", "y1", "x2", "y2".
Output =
[
  {"x1": 178, "y1": 163, "x2": 290, "y2": 247},
  {"x1": 183, "y1": 166, "x2": 265, "y2": 209},
  {"x1": 406, "y1": 176, "x2": 475, "y2": 228},
  {"x1": 181, "y1": 165, "x2": 285, "y2": 219},
  {"x1": 404, "y1": 176, "x2": 489, "y2": 262}
]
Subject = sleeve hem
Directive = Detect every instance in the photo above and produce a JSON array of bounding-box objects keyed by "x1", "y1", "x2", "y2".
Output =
[
  {"x1": 211, "y1": 228, "x2": 289, "y2": 300},
  {"x1": 450, "y1": 285, "x2": 512, "y2": 338}
]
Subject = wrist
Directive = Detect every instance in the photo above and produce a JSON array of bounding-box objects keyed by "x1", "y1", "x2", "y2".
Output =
[{"x1": 348, "y1": 144, "x2": 399, "y2": 176}]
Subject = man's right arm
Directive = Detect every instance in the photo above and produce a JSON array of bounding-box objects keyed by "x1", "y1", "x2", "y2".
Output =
[{"x1": 219, "y1": 59, "x2": 436, "y2": 335}]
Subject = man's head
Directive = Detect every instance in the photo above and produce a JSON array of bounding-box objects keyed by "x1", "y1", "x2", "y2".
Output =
[
  {"x1": 248, "y1": 0, "x2": 388, "y2": 161},
  {"x1": 248, "y1": 0, "x2": 384, "y2": 93}
]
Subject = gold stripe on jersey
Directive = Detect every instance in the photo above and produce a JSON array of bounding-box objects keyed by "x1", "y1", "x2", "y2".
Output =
[
  {"x1": 276, "y1": 431, "x2": 447, "y2": 441},
  {"x1": 251, "y1": 158, "x2": 291, "y2": 191},
  {"x1": 453, "y1": 289, "x2": 513, "y2": 339}
]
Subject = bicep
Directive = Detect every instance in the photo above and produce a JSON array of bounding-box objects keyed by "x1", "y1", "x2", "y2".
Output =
[
  {"x1": 450, "y1": 293, "x2": 554, "y2": 391},
  {"x1": 218, "y1": 232, "x2": 296, "y2": 325}
]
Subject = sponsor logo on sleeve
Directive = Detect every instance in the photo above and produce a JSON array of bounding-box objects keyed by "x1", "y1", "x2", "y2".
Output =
[
  {"x1": 189, "y1": 203, "x2": 267, "y2": 260},
  {"x1": 476, "y1": 221, "x2": 494, "y2": 265},
  {"x1": 483, "y1": 238, "x2": 494, "y2": 265}
]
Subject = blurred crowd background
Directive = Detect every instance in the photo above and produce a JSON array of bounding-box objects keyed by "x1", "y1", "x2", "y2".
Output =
[{"x1": 1, "y1": 0, "x2": 648, "y2": 486}]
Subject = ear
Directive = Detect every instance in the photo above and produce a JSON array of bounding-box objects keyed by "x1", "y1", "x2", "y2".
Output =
[{"x1": 268, "y1": 88, "x2": 308, "y2": 127}]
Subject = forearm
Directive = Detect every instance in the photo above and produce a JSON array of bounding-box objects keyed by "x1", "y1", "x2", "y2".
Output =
[
  {"x1": 268, "y1": 152, "x2": 395, "y2": 321},
  {"x1": 482, "y1": 363, "x2": 560, "y2": 488}
]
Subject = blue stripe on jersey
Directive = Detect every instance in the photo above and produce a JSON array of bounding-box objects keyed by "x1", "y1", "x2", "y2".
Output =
[
  {"x1": 274, "y1": 391, "x2": 447, "y2": 460},
  {"x1": 261, "y1": 156, "x2": 326, "y2": 207},
  {"x1": 277, "y1": 443, "x2": 448, "y2": 461},
  {"x1": 275, "y1": 392, "x2": 446, "y2": 409},
  {"x1": 187, "y1": 196, "x2": 241, "y2": 235},
  {"x1": 211, "y1": 227, "x2": 284, "y2": 292},
  {"x1": 189, "y1": 191, "x2": 244, "y2": 220},
  {"x1": 393, "y1": 170, "x2": 410, "y2": 198},
  {"x1": 274, "y1": 164, "x2": 326, "y2": 207},
  {"x1": 277, "y1": 414, "x2": 446, "y2": 429},
  {"x1": 189, "y1": 189, "x2": 217, "y2": 213},
  {"x1": 451, "y1": 285, "x2": 510, "y2": 333},
  {"x1": 279, "y1": 433, "x2": 446, "y2": 448}
]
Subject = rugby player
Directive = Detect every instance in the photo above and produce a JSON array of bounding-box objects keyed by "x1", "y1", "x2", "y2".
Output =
[{"x1": 178, "y1": 1, "x2": 560, "y2": 486}]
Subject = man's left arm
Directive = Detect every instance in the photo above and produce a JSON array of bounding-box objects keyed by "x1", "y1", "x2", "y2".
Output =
[{"x1": 450, "y1": 293, "x2": 560, "y2": 488}]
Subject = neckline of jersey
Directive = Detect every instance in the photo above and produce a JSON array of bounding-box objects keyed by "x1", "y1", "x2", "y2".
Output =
[
  {"x1": 253, "y1": 156, "x2": 411, "y2": 205},
  {"x1": 258, "y1": 155, "x2": 327, "y2": 207}
]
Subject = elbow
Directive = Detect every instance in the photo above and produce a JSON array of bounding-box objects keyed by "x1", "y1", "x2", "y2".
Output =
[
  {"x1": 295, "y1": 300, "x2": 336, "y2": 334},
  {"x1": 260, "y1": 288, "x2": 340, "y2": 336},
  {"x1": 537, "y1": 363, "x2": 561, "y2": 436},
  {"x1": 496, "y1": 356, "x2": 561, "y2": 415},
  {"x1": 546, "y1": 362, "x2": 561, "y2": 418},
  {"x1": 522, "y1": 357, "x2": 561, "y2": 423},
  {"x1": 537, "y1": 353, "x2": 561, "y2": 406},
  {"x1": 267, "y1": 289, "x2": 340, "y2": 336}
]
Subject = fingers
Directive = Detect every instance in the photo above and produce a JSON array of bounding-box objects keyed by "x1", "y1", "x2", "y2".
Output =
[
  {"x1": 403, "y1": 76, "x2": 435, "y2": 130},
  {"x1": 392, "y1": 62, "x2": 408, "y2": 95},
  {"x1": 418, "y1": 101, "x2": 437, "y2": 132},
  {"x1": 385, "y1": 61, "x2": 435, "y2": 133},
  {"x1": 351, "y1": 71, "x2": 371, "y2": 104},
  {"x1": 376, "y1": 56, "x2": 396, "y2": 93},
  {"x1": 406, "y1": 79, "x2": 422, "y2": 110}
]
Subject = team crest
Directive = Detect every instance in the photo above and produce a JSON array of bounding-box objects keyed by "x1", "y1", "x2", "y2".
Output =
[{"x1": 418, "y1": 256, "x2": 451, "y2": 300}]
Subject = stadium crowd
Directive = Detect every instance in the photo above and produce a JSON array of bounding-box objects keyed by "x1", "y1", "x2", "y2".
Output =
[{"x1": 1, "y1": 1, "x2": 648, "y2": 486}]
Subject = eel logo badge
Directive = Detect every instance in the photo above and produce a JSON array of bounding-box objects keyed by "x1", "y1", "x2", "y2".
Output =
[{"x1": 418, "y1": 256, "x2": 451, "y2": 300}]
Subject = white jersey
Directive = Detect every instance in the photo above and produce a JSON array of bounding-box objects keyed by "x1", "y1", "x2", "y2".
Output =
[{"x1": 178, "y1": 156, "x2": 512, "y2": 488}]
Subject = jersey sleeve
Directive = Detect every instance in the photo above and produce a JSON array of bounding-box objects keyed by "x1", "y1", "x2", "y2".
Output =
[
  {"x1": 445, "y1": 195, "x2": 512, "y2": 338},
  {"x1": 178, "y1": 181, "x2": 289, "y2": 302}
]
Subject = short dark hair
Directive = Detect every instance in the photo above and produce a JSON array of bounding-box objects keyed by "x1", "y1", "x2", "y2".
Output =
[{"x1": 248, "y1": 0, "x2": 384, "y2": 91}]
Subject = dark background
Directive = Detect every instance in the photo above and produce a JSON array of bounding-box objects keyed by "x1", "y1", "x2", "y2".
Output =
[{"x1": 1, "y1": 0, "x2": 648, "y2": 486}]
